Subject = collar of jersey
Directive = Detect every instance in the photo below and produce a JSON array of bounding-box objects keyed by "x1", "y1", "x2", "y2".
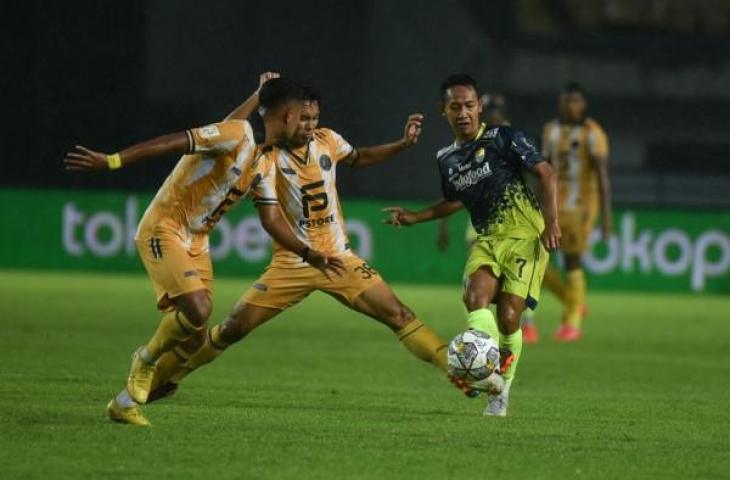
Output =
[
  {"x1": 454, "y1": 122, "x2": 487, "y2": 148},
  {"x1": 284, "y1": 142, "x2": 311, "y2": 165}
]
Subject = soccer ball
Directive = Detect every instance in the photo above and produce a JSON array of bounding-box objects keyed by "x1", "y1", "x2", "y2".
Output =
[{"x1": 447, "y1": 329, "x2": 500, "y2": 383}]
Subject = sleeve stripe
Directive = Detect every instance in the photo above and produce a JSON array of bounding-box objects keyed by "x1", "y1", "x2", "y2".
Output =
[
  {"x1": 185, "y1": 130, "x2": 195, "y2": 154},
  {"x1": 343, "y1": 147, "x2": 359, "y2": 166}
]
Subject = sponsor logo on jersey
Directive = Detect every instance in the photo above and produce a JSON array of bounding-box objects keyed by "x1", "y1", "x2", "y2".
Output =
[
  {"x1": 199, "y1": 125, "x2": 221, "y2": 139},
  {"x1": 474, "y1": 147, "x2": 486, "y2": 164},
  {"x1": 452, "y1": 163, "x2": 493, "y2": 191},
  {"x1": 299, "y1": 214, "x2": 336, "y2": 229}
]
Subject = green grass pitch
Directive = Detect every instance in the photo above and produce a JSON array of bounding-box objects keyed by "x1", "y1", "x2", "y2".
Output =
[{"x1": 1, "y1": 269, "x2": 729, "y2": 479}]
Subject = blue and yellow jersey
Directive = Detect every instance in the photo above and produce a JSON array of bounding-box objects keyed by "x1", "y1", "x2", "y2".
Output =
[{"x1": 437, "y1": 124, "x2": 545, "y2": 239}]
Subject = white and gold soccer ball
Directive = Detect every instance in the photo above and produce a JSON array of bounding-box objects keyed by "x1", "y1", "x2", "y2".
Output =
[{"x1": 447, "y1": 329, "x2": 501, "y2": 391}]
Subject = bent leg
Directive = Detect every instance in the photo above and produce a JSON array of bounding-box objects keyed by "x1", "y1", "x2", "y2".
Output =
[
  {"x1": 142, "y1": 289, "x2": 212, "y2": 363},
  {"x1": 348, "y1": 281, "x2": 449, "y2": 373},
  {"x1": 173, "y1": 302, "x2": 281, "y2": 383},
  {"x1": 463, "y1": 266, "x2": 501, "y2": 341},
  {"x1": 496, "y1": 292, "x2": 526, "y2": 382}
]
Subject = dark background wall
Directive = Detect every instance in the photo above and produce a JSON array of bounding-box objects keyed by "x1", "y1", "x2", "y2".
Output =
[{"x1": 4, "y1": 0, "x2": 730, "y2": 206}]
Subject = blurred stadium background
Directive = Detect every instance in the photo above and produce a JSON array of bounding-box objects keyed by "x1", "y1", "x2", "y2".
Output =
[
  {"x1": 2, "y1": 1, "x2": 729, "y2": 479},
  {"x1": 2, "y1": 0, "x2": 729, "y2": 292}
]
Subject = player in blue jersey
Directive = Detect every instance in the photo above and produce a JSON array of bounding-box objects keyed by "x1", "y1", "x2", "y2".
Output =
[{"x1": 384, "y1": 74, "x2": 560, "y2": 416}]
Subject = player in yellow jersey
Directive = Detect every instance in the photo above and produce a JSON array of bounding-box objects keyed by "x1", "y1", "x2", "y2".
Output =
[
  {"x1": 144, "y1": 84, "x2": 455, "y2": 400},
  {"x1": 64, "y1": 77, "x2": 343, "y2": 426},
  {"x1": 524, "y1": 82, "x2": 612, "y2": 343}
]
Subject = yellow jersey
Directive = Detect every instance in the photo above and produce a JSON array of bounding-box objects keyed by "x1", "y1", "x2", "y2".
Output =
[
  {"x1": 137, "y1": 120, "x2": 272, "y2": 239},
  {"x1": 259, "y1": 128, "x2": 354, "y2": 266},
  {"x1": 542, "y1": 117, "x2": 608, "y2": 213}
]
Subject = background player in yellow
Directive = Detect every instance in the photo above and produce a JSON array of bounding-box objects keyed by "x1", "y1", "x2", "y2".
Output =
[
  {"x1": 384, "y1": 74, "x2": 560, "y2": 417},
  {"x1": 526, "y1": 82, "x2": 612, "y2": 343},
  {"x1": 144, "y1": 84, "x2": 456, "y2": 401},
  {"x1": 64, "y1": 77, "x2": 343, "y2": 426}
]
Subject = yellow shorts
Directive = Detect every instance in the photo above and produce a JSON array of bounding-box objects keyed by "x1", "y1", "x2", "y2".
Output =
[
  {"x1": 559, "y1": 207, "x2": 598, "y2": 255},
  {"x1": 241, "y1": 254, "x2": 383, "y2": 310},
  {"x1": 464, "y1": 236, "x2": 549, "y2": 310},
  {"x1": 136, "y1": 220, "x2": 213, "y2": 310}
]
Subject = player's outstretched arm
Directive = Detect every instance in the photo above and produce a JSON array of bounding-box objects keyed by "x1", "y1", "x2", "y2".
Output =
[
  {"x1": 224, "y1": 71, "x2": 280, "y2": 121},
  {"x1": 345, "y1": 114, "x2": 423, "y2": 168},
  {"x1": 257, "y1": 204, "x2": 345, "y2": 278},
  {"x1": 533, "y1": 162, "x2": 561, "y2": 251},
  {"x1": 64, "y1": 132, "x2": 191, "y2": 172},
  {"x1": 382, "y1": 199, "x2": 463, "y2": 228},
  {"x1": 592, "y1": 153, "x2": 613, "y2": 240}
]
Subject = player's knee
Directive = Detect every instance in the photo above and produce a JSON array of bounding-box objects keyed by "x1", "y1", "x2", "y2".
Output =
[
  {"x1": 218, "y1": 316, "x2": 248, "y2": 344},
  {"x1": 565, "y1": 254, "x2": 582, "y2": 271},
  {"x1": 463, "y1": 287, "x2": 488, "y2": 312},
  {"x1": 497, "y1": 302, "x2": 522, "y2": 334},
  {"x1": 182, "y1": 297, "x2": 212, "y2": 327},
  {"x1": 499, "y1": 315, "x2": 520, "y2": 335}
]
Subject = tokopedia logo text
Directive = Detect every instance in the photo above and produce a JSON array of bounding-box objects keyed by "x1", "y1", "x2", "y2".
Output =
[
  {"x1": 583, "y1": 213, "x2": 729, "y2": 291},
  {"x1": 62, "y1": 197, "x2": 373, "y2": 262}
]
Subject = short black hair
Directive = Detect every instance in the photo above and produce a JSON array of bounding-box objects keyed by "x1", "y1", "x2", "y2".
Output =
[
  {"x1": 562, "y1": 81, "x2": 586, "y2": 96},
  {"x1": 440, "y1": 73, "x2": 479, "y2": 101},
  {"x1": 299, "y1": 82, "x2": 322, "y2": 106},
  {"x1": 259, "y1": 78, "x2": 304, "y2": 111}
]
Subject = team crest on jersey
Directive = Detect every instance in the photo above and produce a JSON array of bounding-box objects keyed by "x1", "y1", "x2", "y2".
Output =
[
  {"x1": 199, "y1": 125, "x2": 221, "y2": 139},
  {"x1": 474, "y1": 147, "x2": 486, "y2": 164},
  {"x1": 319, "y1": 154, "x2": 332, "y2": 171}
]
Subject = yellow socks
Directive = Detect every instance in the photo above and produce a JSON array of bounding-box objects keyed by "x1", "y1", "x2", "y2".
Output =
[
  {"x1": 396, "y1": 319, "x2": 449, "y2": 373},
  {"x1": 144, "y1": 310, "x2": 201, "y2": 361},
  {"x1": 544, "y1": 265, "x2": 568, "y2": 305},
  {"x1": 500, "y1": 329, "x2": 522, "y2": 382},
  {"x1": 466, "y1": 308, "x2": 500, "y2": 341},
  {"x1": 564, "y1": 269, "x2": 586, "y2": 328},
  {"x1": 171, "y1": 324, "x2": 230, "y2": 383},
  {"x1": 150, "y1": 347, "x2": 190, "y2": 390}
]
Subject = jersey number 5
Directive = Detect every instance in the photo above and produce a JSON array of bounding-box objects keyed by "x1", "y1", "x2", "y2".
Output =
[{"x1": 301, "y1": 181, "x2": 328, "y2": 218}]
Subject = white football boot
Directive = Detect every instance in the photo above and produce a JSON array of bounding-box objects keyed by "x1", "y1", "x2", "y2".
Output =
[
  {"x1": 484, "y1": 378, "x2": 512, "y2": 417},
  {"x1": 470, "y1": 371, "x2": 505, "y2": 395}
]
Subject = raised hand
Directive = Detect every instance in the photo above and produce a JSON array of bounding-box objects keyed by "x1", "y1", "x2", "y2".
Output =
[
  {"x1": 64, "y1": 145, "x2": 111, "y2": 171},
  {"x1": 402, "y1": 113, "x2": 424, "y2": 147},
  {"x1": 257, "y1": 71, "x2": 280, "y2": 93}
]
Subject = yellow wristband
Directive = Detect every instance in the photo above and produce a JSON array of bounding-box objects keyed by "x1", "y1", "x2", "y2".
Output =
[{"x1": 107, "y1": 153, "x2": 122, "y2": 170}]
